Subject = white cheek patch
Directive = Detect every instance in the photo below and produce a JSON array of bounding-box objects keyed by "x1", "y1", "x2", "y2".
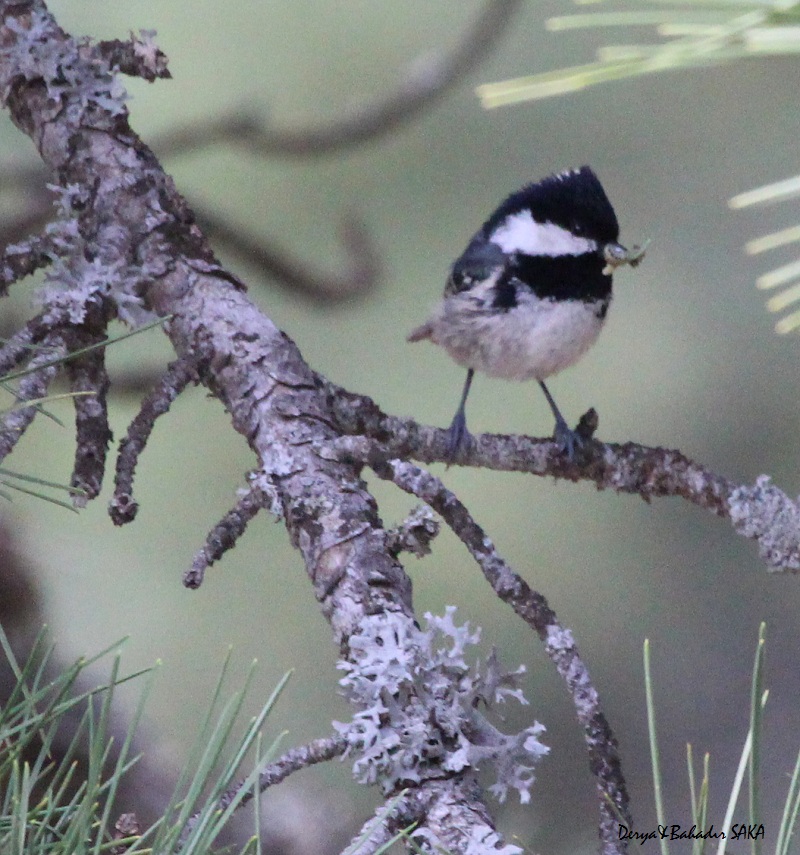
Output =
[{"x1": 489, "y1": 210, "x2": 597, "y2": 257}]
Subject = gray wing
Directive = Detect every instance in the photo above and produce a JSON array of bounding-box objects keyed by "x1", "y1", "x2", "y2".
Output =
[{"x1": 444, "y1": 237, "x2": 507, "y2": 297}]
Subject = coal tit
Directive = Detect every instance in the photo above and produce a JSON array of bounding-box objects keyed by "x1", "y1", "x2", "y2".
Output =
[{"x1": 408, "y1": 166, "x2": 643, "y2": 461}]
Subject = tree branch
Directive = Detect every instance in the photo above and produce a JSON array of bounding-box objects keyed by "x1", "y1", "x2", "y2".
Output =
[
  {"x1": 324, "y1": 393, "x2": 800, "y2": 572},
  {"x1": 183, "y1": 472, "x2": 282, "y2": 589},
  {"x1": 110, "y1": 357, "x2": 196, "y2": 525},
  {"x1": 361, "y1": 451, "x2": 630, "y2": 855},
  {"x1": 0, "y1": 336, "x2": 66, "y2": 465},
  {"x1": 2, "y1": 6, "x2": 508, "y2": 850},
  {"x1": 96, "y1": 31, "x2": 170, "y2": 82},
  {"x1": 0, "y1": 229, "x2": 55, "y2": 292},
  {"x1": 179, "y1": 735, "x2": 348, "y2": 846},
  {"x1": 0, "y1": 323, "x2": 38, "y2": 377},
  {"x1": 68, "y1": 343, "x2": 112, "y2": 505}
]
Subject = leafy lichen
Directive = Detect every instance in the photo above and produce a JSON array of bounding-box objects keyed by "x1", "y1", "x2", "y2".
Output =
[{"x1": 334, "y1": 607, "x2": 548, "y2": 803}]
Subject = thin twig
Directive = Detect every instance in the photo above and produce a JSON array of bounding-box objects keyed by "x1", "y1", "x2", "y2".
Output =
[
  {"x1": 183, "y1": 477, "x2": 277, "y2": 588},
  {"x1": 179, "y1": 735, "x2": 347, "y2": 845},
  {"x1": 0, "y1": 308, "x2": 97, "y2": 377},
  {"x1": 96, "y1": 32, "x2": 170, "y2": 82},
  {"x1": 248, "y1": 736, "x2": 346, "y2": 809},
  {"x1": 110, "y1": 357, "x2": 196, "y2": 525},
  {"x1": 0, "y1": 230, "x2": 55, "y2": 292},
  {"x1": 0, "y1": 325, "x2": 37, "y2": 377},
  {"x1": 385, "y1": 505, "x2": 440, "y2": 558}
]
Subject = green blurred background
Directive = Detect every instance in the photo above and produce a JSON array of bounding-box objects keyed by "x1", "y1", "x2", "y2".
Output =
[{"x1": 2, "y1": 1, "x2": 800, "y2": 852}]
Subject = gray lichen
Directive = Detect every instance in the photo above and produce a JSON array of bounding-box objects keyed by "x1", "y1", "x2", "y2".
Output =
[
  {"x1": 386, "y1": 505, "x2": 440, "y2": 558},
  {"x1": 729, "y1": 475, "x2": 800, "y2": 571},
  {"x1": 2, "y1": 8, "x2": 127, "y2": 120},
  {"x1": 335, "y1": 607, "x2": 548, "y2": 803}
]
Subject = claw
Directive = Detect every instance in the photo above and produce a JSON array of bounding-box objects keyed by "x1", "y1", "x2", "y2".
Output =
[
  {"x1": 538, "y1": 379, "x2": 590, "y2": 462},
  {"x1": 445, "y1": 409, "x2": 471, "y2": 464},
  {"x1": 553, "y1": 417, "x2": 585, "y2": 462}
]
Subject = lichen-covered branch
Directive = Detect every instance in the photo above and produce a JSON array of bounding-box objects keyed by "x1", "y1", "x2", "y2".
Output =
[
  {"x1": 0, "y1": 308, "x2": 83, "y2": 377},
  {"x1": 0, "y1": 336, "x2": 66, "y2": 464},
  {"x1": 0, "y1": 229, "x2": 55, "y2": 291},
  {"x1": 0, "y1": 323, "x2": 38, "y2": 377},
  {"x1": 385, "y1": 505, "x2": 440, "y2": 558},
  {"x1": 179, "y1": 735, "x2": 348, "y2": 846},
  {"x1": 0, "y1": 203, "x2": 51, "y2": 261},
  {"x1": 367, "y1": 454, "x2": 630, "y2": 855},
  {"x1": 0, "y1": 5, "x2": 507, "y2": 850},
  {"x1": 96, "y1": 30, "x2": 170, "y2": 82},
  {"x1": 728, "y1": 476, "x2": 800, "y2": 570},
  {"x1": 325, "y1": 393, "x2": 800, "y2": 573},
  {"x1": 110, "y1": 358, "x2": 196, "y2": 524},
  {"x1": 183, "y1": 471, "x2": 283, "y2": 589},
  {"x1": 253, "y1": 735, "x2": 346, "y2": 796},
  {"x1": 67, "y1": 344, "x2": 111, "y2": 505},
  {"x1": 342, "y1": 776, "x2": 515, "y2": 855}
]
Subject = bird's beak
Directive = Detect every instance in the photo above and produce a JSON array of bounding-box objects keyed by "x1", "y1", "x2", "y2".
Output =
[{"x1": 602, "y1": 241, "x2": 647, "y2": 275}]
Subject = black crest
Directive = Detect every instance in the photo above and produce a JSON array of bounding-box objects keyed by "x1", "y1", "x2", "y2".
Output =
[{"x1": 483, "y1": 166, "x2": 620, "y2": 245}]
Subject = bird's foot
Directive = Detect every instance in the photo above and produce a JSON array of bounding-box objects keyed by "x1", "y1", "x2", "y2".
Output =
[
  {"x1": 552, "y1": 408, "x2": 599, "y2": 461},
  {"x1": 553, "y1": 417, "x2": 586, "y2": 463},
  {"x1": 445, "y1": 410, "x2": 471, "y2": 465}
]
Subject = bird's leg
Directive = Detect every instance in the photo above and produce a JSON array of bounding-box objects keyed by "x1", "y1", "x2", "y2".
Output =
[
  {"x1": 445, "y1": 368, "x2": 474, "y2": 462},
  {"x1": 538, "y1": 380, "x2": 584, "y2": 461}
]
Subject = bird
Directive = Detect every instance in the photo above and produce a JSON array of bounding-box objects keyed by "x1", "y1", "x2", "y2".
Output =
[{"x1": 407, "y1": 166, "x2": 643, "y2": 462}]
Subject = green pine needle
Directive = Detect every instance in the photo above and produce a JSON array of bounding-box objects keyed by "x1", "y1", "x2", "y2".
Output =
[{"x1": 0, "y1": 625, "x2": 292, "y2": 855}]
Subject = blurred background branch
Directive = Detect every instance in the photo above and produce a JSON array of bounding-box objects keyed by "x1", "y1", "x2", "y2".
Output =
[{"x1": 153, "y1": 0, "x2": 523, "y2": 159}]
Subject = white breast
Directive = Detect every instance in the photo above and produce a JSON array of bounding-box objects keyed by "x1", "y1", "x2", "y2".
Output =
[{"x1": 423, "y1": 283, "x2": 607, "y2": 382}]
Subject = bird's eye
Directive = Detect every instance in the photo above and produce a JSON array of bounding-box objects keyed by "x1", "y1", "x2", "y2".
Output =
[{"x1": 571, "y1": 221, "x2": 584, "y2": 235}]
